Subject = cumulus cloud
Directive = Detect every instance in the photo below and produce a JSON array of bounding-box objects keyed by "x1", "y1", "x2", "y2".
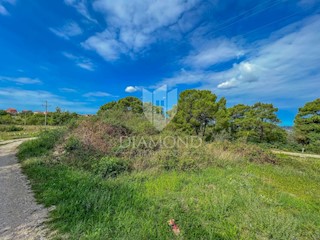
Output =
[
  {"x1": 62, "y1": 52, "x2": 95, "y2": 71},
  {"x1": 80, "y1": 0, "x2": 200, "y2": 60},
  {"x1": 0, "y1": 76, "x2": 42, "y2": 84},
  {"x1": 217, "y1": 62, "x2": 258, "y2": 89},
  {"x1": 49, "y1": 21, "x2": 82, "y2": 39},
  {"x1": 125, "y1": 86, "x2": 140, "y2": 93},
  {"x1": 217, "y1": 78, "x2": 237, "y2": 89}
]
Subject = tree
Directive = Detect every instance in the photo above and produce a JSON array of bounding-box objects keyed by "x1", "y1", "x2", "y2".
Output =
[
  {"x1": 228, "y1": 104, "x2": 251, "y2": 139},
  {"x1": 294, "y1": 99, "x2": 320, "y2": 152},
  {"x1": 0, "y1": 110, "x2": 8, "y2": 116},
  {"x1": 228, "y1": 103, "x2": 285, "y2": 143},
  {"x1": 0, "y1": 114, "x2": 13, "y2": 124},
  {"x1": 171, "y1": 90, "x2": 228, "y2": 137},
  {"x1": 98, "y1": 97, "x2": 143, "y2": 115},
  {"x1": 117, "y1": 97, "x2": 143, "y2": 114},
  {"x1": 98, "y1": 101, "x2": 117, "y2": 115},
  {"x1": 249, "y1": 103, "x2": 281, "y2": 142}
]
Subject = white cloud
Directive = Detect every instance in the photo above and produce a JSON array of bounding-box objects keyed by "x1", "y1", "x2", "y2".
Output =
[
  {"x1": 82, "y1": 31, "x2": 122, "y2": 61},
  {"x1": 217, "y1": 78, "x2": 237, "y2": 89},
  {"x1": 64, "y1": 0, "x2": 97, "y2": 23},
  {"x1": 49, "y1": 21, "x2": 82, "y2": 39},
  {"x1": 161, "y1": 69, "x2": 212, "y2": 87},
  {"x1": 159, "y1": 15, "x2": 320, "y2": 107},
  {"x1": 62, "y1": 52, "x2": 95, "y2": 71},
  {"x1": 184, "y1": 38, "x2": 243, "y2": 68},
  {"x1": 125, "y1": 86, "x2": 139, "y2": 93},
  {"x1": 0, "y1": 5, "x2": 8, "y2": 15},
  {"x1": 0, "y1": 0, "x2": 15, "y2": 15},
  {"x1": 83, "y1": 91, "x2": 114, "y2": 97},
  {"x1": 0, "y1": 76, "x2": 42, "y2": 84},
  {"x1": 0, "y1": 87, "x2": 98, "y2": 113},
  {"x1": 217, "y1": 62, "x2": 259, "y2": 89},
  {"x1": 59, "y1": 88, "x2": 77, "y2": 93},
  {"x1": 77, "y1": 62, "x2": 94, "y2": 71},
  {"x1": 80, "y1": 0, "x2": 199, "y2": 60}
]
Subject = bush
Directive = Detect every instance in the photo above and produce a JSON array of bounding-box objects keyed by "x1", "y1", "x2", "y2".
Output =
[
  {"x1": 0, "y1": 125, "x2": 24, "y2": 132},
  {"x1": 64, "y1": 136, "x2": 82, "y2": 151},
  {"x1": 18, "y1": 129, "x2": 65, "y2": 160},
  {"x1": 71, "y1": 118, "x2": 130, "y2": 154},
  {"x1": 117, "y1": 137, "x2": 277, "y2": 172},
  {"x1": 101, "y1": 110, "x2": 158, "y2": 135},
  {"x1": 92, "y1": 157, "x2": 130, "y2": 178}
]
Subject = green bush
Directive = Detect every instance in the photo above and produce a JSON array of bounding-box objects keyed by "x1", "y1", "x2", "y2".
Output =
[
  {"x1": 92, "y1": 157, "x2": 130, "y2": 178},
  {"x1": 17, "y1": 129, "x2": 65, "y2": 160},
  {"x1": 101, "y1": 110, "x2": 158, "y2": 135},
  {"x1": 0, "y1": 125, "x2": 24, "y2": 132},
  {"x1": 64, "y1": 136, "x2": 82, "y2": 151}
]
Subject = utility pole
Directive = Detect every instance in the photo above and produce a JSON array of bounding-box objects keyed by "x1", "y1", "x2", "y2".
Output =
[{"x1": 42, "y1": 101, "x2": 51, "y2": 127}]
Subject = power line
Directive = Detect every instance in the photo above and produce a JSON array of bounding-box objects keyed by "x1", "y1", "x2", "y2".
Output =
[{"x1": 203, "y1": 1, "x2": 284, "y2": 37}]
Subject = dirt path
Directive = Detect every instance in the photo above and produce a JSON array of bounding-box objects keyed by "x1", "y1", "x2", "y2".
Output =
[
  {"x1": 272, "y1": 150, "x2": 320, "y2": 159},
  {"x1": 0, "y1": 139, "x2": 49, "y2": 240}
]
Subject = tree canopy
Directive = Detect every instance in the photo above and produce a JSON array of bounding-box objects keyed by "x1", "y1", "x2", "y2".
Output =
[
  {"x1": 170, "y1": 90, "x2": 228, "y2": 137},
  {"x1": 228, "y1": 103, "x2": 285, "y2": 143},
  {"x1": 294, "y1": 98, "x2": 320, "y2": 152},
  {"x1": 98, "y1": 97, "x2": 143, "y2": 115}
]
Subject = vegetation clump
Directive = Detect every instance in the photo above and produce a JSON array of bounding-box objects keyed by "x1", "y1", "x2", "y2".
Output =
[{"x1": 14, "y1": 92, "x2": 320, "y2": 239}]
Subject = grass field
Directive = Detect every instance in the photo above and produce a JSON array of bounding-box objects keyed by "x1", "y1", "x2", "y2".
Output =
[
  {"x1": 0, "y1": 125, "x2": 60, "y2": 141},
  {"x1": 19, "y1": 138, "x2": 320, "y2": 239}
]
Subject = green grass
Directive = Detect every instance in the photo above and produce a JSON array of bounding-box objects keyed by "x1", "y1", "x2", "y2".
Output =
[
  {"x1": 0, "y1": 125, "x2": 60, "y2": 141},
  {"x1": 20, "y1": 153, "x2": 320, "y2": 239}
]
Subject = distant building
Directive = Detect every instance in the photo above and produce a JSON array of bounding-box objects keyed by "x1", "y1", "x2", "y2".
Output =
[{"x1": 6, "y1": 108, "x2": 18, "y2": 115}]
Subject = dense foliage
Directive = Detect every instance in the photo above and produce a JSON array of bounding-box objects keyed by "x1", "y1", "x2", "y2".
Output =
[
  {"x1": 167, "y1": 90, "x2": 286, "y2": 144},
  {"x1": 294, "y1": 98, "x2": 320, "y2": 153},
  {"x1": 228, "y1": 103, "x2": 286, "y2": 143},
  {"x1": 17, "y1": 115, "x2": 320, "y2": 239},
  {"x1": 97, "y1": 91, "x2": 318, "y2": 152},
  {"x1": 0, "y1": 107, "x2": 78, "y2": 126},
  {"x1": 98, "y1": 97, "x2": 143, "y2": 115},
  {"x1": 169, "y1": 90, "x2": 228, "y2": 138}
]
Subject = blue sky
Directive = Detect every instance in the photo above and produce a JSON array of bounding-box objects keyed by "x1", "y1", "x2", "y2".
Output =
[{"x1": 0, "y1": 0, "x2": 319, "y2": 125}]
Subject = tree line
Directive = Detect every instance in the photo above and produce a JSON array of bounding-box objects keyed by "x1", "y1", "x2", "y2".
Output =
[
  {"x1": 98, "y1": 90, "x2": 319, "y2": 153},
  {"x1": 0, "y1": 107, "x2": 78, "y2": 126}
]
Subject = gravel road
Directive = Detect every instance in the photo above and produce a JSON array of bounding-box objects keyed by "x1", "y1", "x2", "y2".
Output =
[{"x1": 0, "y1": 139, "x2": 49, "y2": 240}]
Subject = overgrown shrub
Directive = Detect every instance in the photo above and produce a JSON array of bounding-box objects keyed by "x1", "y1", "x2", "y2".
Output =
[
  {"x1": 117, "y1": 138, "x2": 277, "y2": 172},
  {"x1": 71, "y1": 118, "x2": 130, "y2": 154},
  {"x1": 64, "y1": 136, "x2": 82, "y2": 151},
  {"x1": 0, "y1": 125, "x2": 24, "y2": 132},
  {"x1": 101, "y1": 110, "x2": 158, "y2": 135},
  {"x1": 92, "y1": 157, "x2": 130, "y2": 178}
]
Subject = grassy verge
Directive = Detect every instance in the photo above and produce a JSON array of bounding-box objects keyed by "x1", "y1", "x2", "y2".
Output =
[
  {"x1": 18, "y1": 131, "x2": 320, "y2": 239},
  {"x1": 0, "y1": 125, "x2": 60, "y2": 141}
]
